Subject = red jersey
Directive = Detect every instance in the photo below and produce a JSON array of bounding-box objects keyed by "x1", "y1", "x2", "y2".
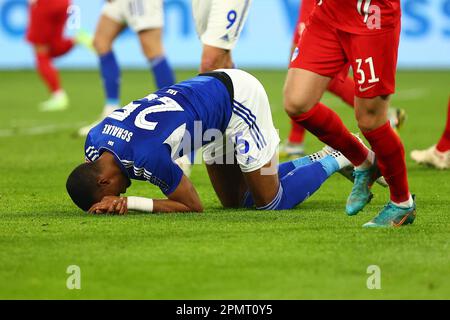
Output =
[
  {"x1": 292, "y1": 0, "x2": 317, "y2": 44},
  {"x1": 26, "y1": 0, "x2": 71, "y2": 45},
  {"x1": 313, "y1": 0, "x2": 401, "y2": 34},
  {"x1": 29, "y1": 0, "x2": 69, "y2": 9},
  {"x1": 299, "y1": 0, "x2": 316, "y2": 24}
]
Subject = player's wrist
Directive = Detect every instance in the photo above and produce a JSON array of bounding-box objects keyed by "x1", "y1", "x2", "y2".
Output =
[{"x1": 127, "y1": 196, "x2": 154, "y2": 213}]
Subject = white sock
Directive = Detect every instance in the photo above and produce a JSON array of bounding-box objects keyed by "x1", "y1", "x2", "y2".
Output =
[
  {"x1": 355, "y1": 149, "x2": 375, "y2": 171},
  {"x1": 52, "y1": 89, "x2": 66, "y2": 98},
  {"x1": 331, "y1": 151, "x2": 352, "y2": 170},
  {"x1": 392, "y1": 194, "x2": 414, "y2": 208}
]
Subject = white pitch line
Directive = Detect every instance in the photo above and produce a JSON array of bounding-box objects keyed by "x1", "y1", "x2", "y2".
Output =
[{"x1": 0, "y1": 122, "x2": 87, "y2": 138}]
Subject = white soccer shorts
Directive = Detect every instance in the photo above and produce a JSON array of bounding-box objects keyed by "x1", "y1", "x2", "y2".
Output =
[
  {"x1": 192, "y1": 0, "x2": 252, "y2": 50},
  {"x1": 202, "y1": 69, "x2": 280, "y2": 173},
  {"x1": 102, "y1": 0, "x2": 163, "y2": 32}
]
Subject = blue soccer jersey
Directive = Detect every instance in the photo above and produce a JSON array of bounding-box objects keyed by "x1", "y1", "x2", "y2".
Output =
[{"x1": 84, "y1": 74, "x2": 232, "y2": 195}]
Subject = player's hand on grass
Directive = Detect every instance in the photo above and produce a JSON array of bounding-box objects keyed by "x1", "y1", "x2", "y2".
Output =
[{"x1": 88, "y1": 196, "x2": 128, "y2": 215}]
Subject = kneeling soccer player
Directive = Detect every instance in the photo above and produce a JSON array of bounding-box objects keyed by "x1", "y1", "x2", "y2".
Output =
[{"x1": 67, "y1": 69, "x2": 364, "y2": 218}]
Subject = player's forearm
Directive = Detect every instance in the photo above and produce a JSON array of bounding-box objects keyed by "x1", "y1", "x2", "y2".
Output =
[
  {"x1": 153, "y1": 199, "x2": 203, "y2": 213},
  {"x1": 127, "y1": 196, "x2": 203, "y2": 213}
]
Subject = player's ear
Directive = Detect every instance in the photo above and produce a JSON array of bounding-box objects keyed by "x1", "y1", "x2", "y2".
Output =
[{"x1": 97, "y1": 177, "x2": 110, "y2": 187}]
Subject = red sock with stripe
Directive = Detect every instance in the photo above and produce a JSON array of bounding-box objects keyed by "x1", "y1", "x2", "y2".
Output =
[
  {"x1": 363, "y1": 122, "x2": 410, "y2": 203},
  {"x1": 436, "y1": 98, "x2": 450, "y2": 153},
  {"x1": 290, "y1": 103, "x2": 368, "y2": 166},
  {"x1": 288, "y1": 120, "x2": 306, "y2": 144},
  {"x1": 36, "y1": 52, "x2": 61, "y2": 93}
]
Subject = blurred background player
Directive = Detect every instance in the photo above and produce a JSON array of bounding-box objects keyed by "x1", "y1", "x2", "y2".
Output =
[
  {"x1": 26, "y1": 0, "x2": 92, "y2": 111},
  {"x1": 78, "y1": 0, "x2": 175, "y2": 136},
  {"x1": 192, "y1": 0, "x2": 252, "y2": 72},
  {"x1": 280, "y1": 0, "x2": 406, "y2": 159},
  {"x1": 284, "y1": 0, "x2": 416, "y2": 227},
  {"x1": 411, "y1": 97, "x2": 450, "y2": 169}
]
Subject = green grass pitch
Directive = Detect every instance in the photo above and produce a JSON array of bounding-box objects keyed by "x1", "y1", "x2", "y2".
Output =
[{"x1": 0, "y1": 69, "x2": 449, "y2": 299}]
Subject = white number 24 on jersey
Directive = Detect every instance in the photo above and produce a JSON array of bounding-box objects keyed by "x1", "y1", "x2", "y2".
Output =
[{"x1": 108, "y1": 94, "x2": 184, "y2": 131}]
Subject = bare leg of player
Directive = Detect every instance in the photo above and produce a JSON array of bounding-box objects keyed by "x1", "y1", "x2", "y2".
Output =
[
  {"x1": 200, "y1": 45, "x2": 234, "y2": 73},
  {"x1": 138, "y1": 28, "x2": 175, "y2": 89},
  {"x1": 206, "y1": 162, "x2": 248, "y2": 208},
  {"x1": 207, "y1": 150, "x2": 352, "y2": 210},
  {"x1": 355, "y1": 96, "x2": 390, "y2": 133},
  {"x1": 188, "y1": 45, "x2": 234, "y2": 174},
  {"x1": 355, "y1": 96, "x2": 415, "y2": 227},
  {"x1": 284, "y1": 68, "x2": 377, "y2": 213},
  {"x1": 284, "y1": 68, "x2": 374, "y2": 169},
  {"x1": 93, "y1": 15, "x2": 125, "y2": 63},
  {"x1": 283, "y1": 69, "x2": 331, "y2": 117},
  {"x1": 78, "y1": 15, "x2": 125, "y2": 136},
  {"x1": 93, "y1": 14, "x2": 125, "y2": 108},
  {"x1": 241, "y1": 159, "x2": 281, "y2": 208},
  {"x1": 282, "y1": 68, "x2": 406, "y2": 159},
  {"x1": 283, "y1": 68, "x2": 372, "y2": 169},
  {"x1": 139, "y1": 29, "x2": 164, "y2": 59}
]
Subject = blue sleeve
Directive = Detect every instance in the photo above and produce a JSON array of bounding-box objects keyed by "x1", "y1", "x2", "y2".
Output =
[
  {"x1": 144, "y1": 148, "x2": 184, "y2": 196},
  {"x1": 84, "y1": 133, "x2": 100, "y2": 162}
]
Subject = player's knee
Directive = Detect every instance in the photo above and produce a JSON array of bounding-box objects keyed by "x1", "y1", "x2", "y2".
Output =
[
  {"x1": 138, "y1": 29, "x2": 163, "y2": 58},
  {"x1": 283, "y1": 90, "x2": 313, "y2": 117},
  {"x1": 217, "y1": 196, "x2": 242, "y2": 209},
  {"x1": 356, "y1": 113, "x2": 380, "y2": 132},
  {"x1": 356, "y1": 103, "x2": 388, "y2": 132},
  {"x1": 217, "y1": 199, "x2": 236, "y2": 209},
  {"x1": 140, "y1": 41, "x2": 163, "y2": 60},
  {"x1": 357, "y1": 119, "x2": 374, "y2": 132},
  {"x1": 93, "y1": 36, "x2": 112, "y2": 55},
  {"x1": 33, "y1": 44, "x2": 50, "y2": 55},
  {"x1": 191, "y1": 203, "x2": 204, "y2": 213},
  {"x1": 143, "y1": 47, "x2": 163, "y2": 60}
]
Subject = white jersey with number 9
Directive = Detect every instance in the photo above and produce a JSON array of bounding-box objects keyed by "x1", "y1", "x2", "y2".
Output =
[{"x1": 192, "y1": 0, "x2": 253, "y2": 50}]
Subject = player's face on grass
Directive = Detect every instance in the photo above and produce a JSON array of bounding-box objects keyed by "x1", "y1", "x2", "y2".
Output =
[
  {"x1": 66, "y1": 156, "x2": 132, "y2": 211},
  {"x1": 97, "y1": 170, "x2": 131, "y2": 199}
]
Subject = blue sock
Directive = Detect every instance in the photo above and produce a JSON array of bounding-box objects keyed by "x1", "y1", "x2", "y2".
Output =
[
  {"x1": 278, "y1": 156, "x2": 313, "y2": 178},
  {"x1": 150, "y1": 56, "x2": 175, "y2": 89},
  {"x1": 292, "y1": 156, "x2": 313, "y2": 168},
  {"x1": 277, "y1": 162, "x2": 295, "y2": 179},
  {"x1": 242, "y1": 161, "x2": 329, "y2": 210},
  {"x1": 318, "y1": 155, "x2": 340, "y2": 177},
  {"x1": 99, "y1": 51, "x2": 120, "y2": 105}
]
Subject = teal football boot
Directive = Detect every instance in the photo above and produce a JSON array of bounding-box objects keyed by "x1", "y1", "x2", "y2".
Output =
[
  {"x1": 363, "y1": 196, "x2": 416, "y2": 228},
  {"x1": 345, "y1": 166, "x2": 377, "y2": 216}
]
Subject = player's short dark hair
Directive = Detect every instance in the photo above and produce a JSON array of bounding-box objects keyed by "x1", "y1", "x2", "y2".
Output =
[{"x1": 66, "y1": 162, "x2": 102, "y2": 211}]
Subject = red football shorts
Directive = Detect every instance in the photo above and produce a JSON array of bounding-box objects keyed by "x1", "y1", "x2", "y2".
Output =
[
  {"x1": 26, "y1": 0, "x2": 70, "y2": 45},
  {"x1": 290, "y1": 15, "x2": 401, "y2": 98}
]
